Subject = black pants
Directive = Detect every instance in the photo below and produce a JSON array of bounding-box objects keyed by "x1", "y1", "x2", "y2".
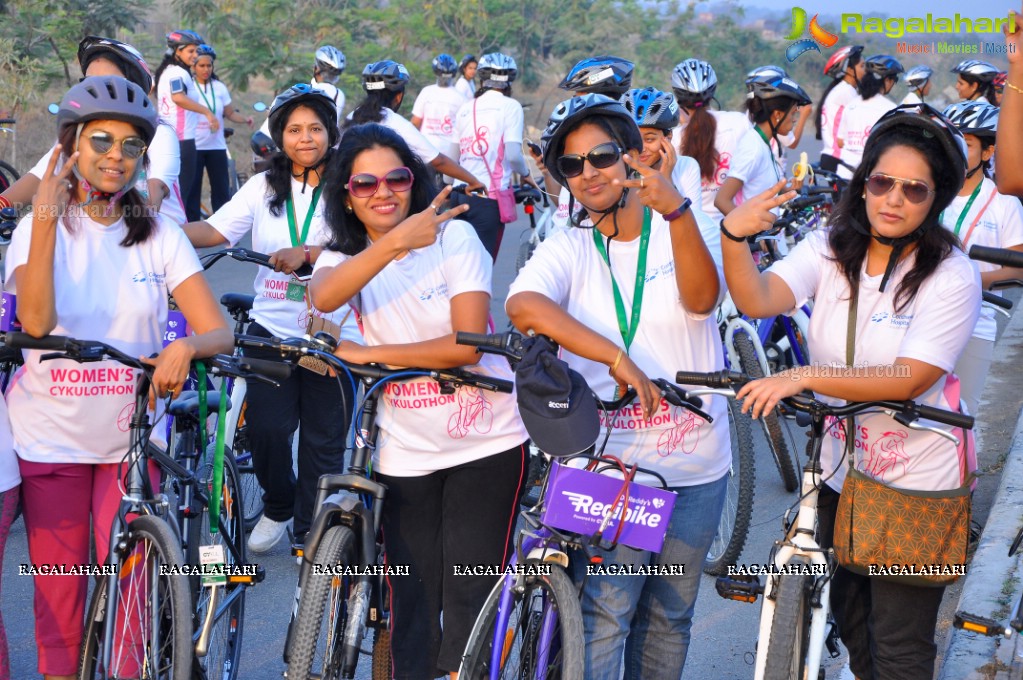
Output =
[
  {"x1": 194, "y1": 148, "x2": 231, "y2": 213},
  {"x1": 818, "y1": 484, "x2": 946, "y2": 680},
  {"x1": 377, "y1": 443, "x2": 527, "y2": 678},
  {"x1": 448, "y1": 191, "x2": 504, "y2": 262},
  {"x1": 179, "y1": 138, "x2": 200, "y2": 222},
  {"x1": 243, "y1": 322, "x2": 354, "y2": 539}
]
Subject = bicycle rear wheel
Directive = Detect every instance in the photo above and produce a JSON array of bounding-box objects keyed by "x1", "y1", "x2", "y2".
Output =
[
  {"x1": 459, "y1": 566, "x2": 584, "y2": 679},
  {"x1": 79, "y1": 515, "x2": 193, "y2": 680},
  {"x1": 703, "y1": 399, "x2": 755, "y2": 576},
  {"x1": 187, "y1": 450, "x2": 246, "y2": 680},
  {"x1": 287, "y1": 525, "x2": 357, "y2": 679},
  {"x1": 0, "y1": 160, "x2": 17, "y2": 192},
  {"x1": 763, "y1": 557, "x2": 813, "y2": 680},
  {"x1": 734, "y1": 331, "x2": 799, "y2": 492}
]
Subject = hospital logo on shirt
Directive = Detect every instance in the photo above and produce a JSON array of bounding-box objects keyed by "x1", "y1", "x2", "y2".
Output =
[
  {"x1": 132, "y1": 271, "x2": 167, "y2": 285},
  {"x1": 870, "y1": 311, "x2": 912, "y2": 328}
]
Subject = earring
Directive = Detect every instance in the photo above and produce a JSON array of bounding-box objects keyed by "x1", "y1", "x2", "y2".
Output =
[
  {"x1": 861, "y1": 193, "x2": 866, "y2": 200},
  {"x1": 345, "y1": 203, "x2": 353, "y2": 213}
]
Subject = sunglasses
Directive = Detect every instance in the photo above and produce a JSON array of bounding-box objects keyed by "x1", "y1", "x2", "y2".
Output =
[
  {"x1": 865, "y1": 173, "x2": 935, "y2": 204},
  {"x1": 556, "y1": 142, "x2": 622, "y2": 179},
  {"x1": 347, "y1": 167, "x2": 415, "y2": 198},
  {"x1": 85, "y1": 132, "x2": 147, "y2": 160}
]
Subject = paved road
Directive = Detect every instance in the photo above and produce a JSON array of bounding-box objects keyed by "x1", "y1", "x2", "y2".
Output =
[{"x1": 2, "y1": 199, "x2": 1018, "y2": 679}]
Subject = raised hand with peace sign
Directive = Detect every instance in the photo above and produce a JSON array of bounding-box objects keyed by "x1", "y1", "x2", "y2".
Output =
[{"x1": 612, "y1": 151, "x2": 689, "y2": 218}]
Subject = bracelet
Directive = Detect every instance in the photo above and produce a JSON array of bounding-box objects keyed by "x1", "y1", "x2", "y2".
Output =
[
  {"x1": 661, "y1": 197, "x2": 692, "y2": 222},
  {"x1": 608, "y1": 348, "x2": 625, "y2": 377},
  {"x1": 719, "y1": 218, "x2": 748, "y2": 243},
  {"x1": 1007, "y1": 81, "x2": 1023, "y2": 96},
  {"x1": 303, "y1": 245, "x2": 311, "y2": 264},
  {"x1": 0, "y1": 196, "x2": 10, "y2": 211}
]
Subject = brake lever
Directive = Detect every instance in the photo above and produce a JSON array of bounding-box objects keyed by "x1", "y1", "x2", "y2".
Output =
[
  {"x1": 884, "y1": 409, "x2": 960, "y2": 446},
  {"x1": 652, "y1": 378, "x2": 713, "y2": 423}
]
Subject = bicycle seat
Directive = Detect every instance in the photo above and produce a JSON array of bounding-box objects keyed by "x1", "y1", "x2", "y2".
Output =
[
  {"x1": 168, "y1": 390, "x2": 234, "y2": 418},
  {"x1": 514, "y1": 185, "x2": 541, "y2": 205},
  {"x1": 220, "y1": 293, "x2": 254, "y2": 317}
]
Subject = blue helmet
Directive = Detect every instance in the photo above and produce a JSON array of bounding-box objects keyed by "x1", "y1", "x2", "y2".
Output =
[
  {"x1": 196, "y1": 44, "x2": 217, "y2": 60},
  {"x1": 620, "y1": 88, "x2": 679, "y2": 132},
  {"x1": 559, "y1": 56, "x2": 634, "y2": 96},
  {"x1": 864, "y1": 55, "x2": 905, "y2": 80},
  {"x1": 432, "y1": 53, "x2": 458, "y2": 77},
  {"x1": 540, "y1": 94, "x2": 641, "y2": 187},
  {"x1": 361, "y1": 60, "x2": 410, "y2": 92}
]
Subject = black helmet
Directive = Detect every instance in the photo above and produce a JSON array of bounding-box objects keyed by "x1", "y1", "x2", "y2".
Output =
[
  {"x1": 540, "y1": 94, "x2": 641, "y2": 187},
  {"x1": 558, "y1": 56, "x2": 634, "y2": 96},
  {"x1": 361, "y1": 60, "x2": 410, "y2": 93},
  {"x1": 77, "y1": 36, "x2": 154, "y2": 94},
  {"x1": 432, "y1": 53, "x2": 458, "y2": 77},
  {"x1": 620, "y1": 87, "x2": 678, "y2": 132},
  {"x1": 57, "y1": 76, "x2": 158, "y2": 144},
  {"x1": 869, "y1": 103, "x2": 968, "y2": 193},
  {"x1": 267, "y1": 83, "x2": 339, "y2": 148},
  {"x1": 477, "y1": 53, "x2": 517, "y2": 89},
  {"x1": 864, "y1": 55, "x2": 905, "y2": 80},
  {"x1": 747, "y1": 75, "x2": 812, "y2": 106},
  {"x1": 166, "y1": 30, "x2": 203, "y2": 52}
]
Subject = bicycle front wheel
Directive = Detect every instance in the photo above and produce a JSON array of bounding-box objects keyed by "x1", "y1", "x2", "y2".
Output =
[
  {"x1": 287, "y1": 525, "x2": 357, "y2": 680},
  {"x1": 459, "y1": 566, "x2": 584, "y2": 679},
  {"x1": 79, "y1": 515, "x2": 193, "y2": 680},
  {"x1": 703, "y1": 399, "x2": 755, "y2": 576},
  {"x1": 187, "y1": 450, "x2": 246, "y2": 680},
  {"x1": 763, "y1": 557, "x2": 813, "y2": 680}
]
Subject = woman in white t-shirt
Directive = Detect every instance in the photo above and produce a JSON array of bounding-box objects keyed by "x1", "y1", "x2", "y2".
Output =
[
  {"x1": 411, "y1": 53, "x2": 467, "y2": 170},
  {"x1": 815, "y1": 44, "x2": 865, "y2": 172},
  {"x1": 836, "y1": 55, "x2": 904, "y2": 180},
  {"x1": 902, "y1": 65, "x2": 933, "y2": 106},
  {"x1": 309, "y1": 123, "x2": 528, "y2": 680},
  {"x1": 184, "y1": 85, "x2": 359, "y2": 557},
  {"x1": 7, "y1": 76, "x2": 232, "y2": 680},
  {"x1": 716, "y1": 75, "x2": 812, "y2": 217},
  {"x1": 191, "y1": 44, "x2": 253, "y2": 213},
  {"x1": 940, "y1": 101, "x2": 1023, "y2": 414},
  {"x1": 671, "y1": 58, "x2": 751, "y2": 223},
  {"x1": 155, "y1": 30, "x2": 218, "y2": 222},
  {"x1": 507, "y1": 94, "x2": 729, "y2": 678},
  {"x1": 953, "y1": 59, "x2": 1000, "y2": 106},
  {"x1": 719, "y1": 106, "x2": 979, "y2": 680},
  {"x1": 454, "y1": 54, "x2": 477, "y2": 100}
]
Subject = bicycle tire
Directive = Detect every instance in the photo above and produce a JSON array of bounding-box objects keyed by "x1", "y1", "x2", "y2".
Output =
[
  {"x1": 0, "y1": 160, "x2": 18, "y2": 193},
  {"x1": 703, "y1": 399, "x2": 755, "y2": 576},
  {"x1": 287, "y1": 525, "x2": 357, "y2": 679},
  {"x1": 371, "y1": 628, "x2": 391, "y2": 680},
  {"x1": 515, "y1": 234, "x2": 537, "y2": 274},
  {"x1": 231, "y1": 405, "x2": 264, "y2": 531},
  {"x1": 459, "y1": 565, "x2": 584, "y2": 679},
  {"x1": 79, "y1": 515, "x2": 193, "y2": 680},
  {"x1": 763, "y1": 557, "x2": 813, "y2": 680},
  {"x1": 734, "y1": 331, "x2": 799, "y2": 492},
  {"x1": 186, "y1": 450, "x2": 246, "y2": 680}
]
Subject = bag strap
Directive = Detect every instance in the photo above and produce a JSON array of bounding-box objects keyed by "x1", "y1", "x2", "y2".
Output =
[{"x1": 844, "y1": 283, "x2": 859, "y2": 469}]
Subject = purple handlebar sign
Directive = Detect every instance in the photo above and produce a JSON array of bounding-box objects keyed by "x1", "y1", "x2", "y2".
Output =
[
  {"x1": 540, "y1": 461, "x2": 677, "y2": 553},
  {"x1": 163, "y1": 310, "x2": 190, "y2": 347},
  {"x1": 0, "y1": 293, "x2": 16, "y2": 332}
]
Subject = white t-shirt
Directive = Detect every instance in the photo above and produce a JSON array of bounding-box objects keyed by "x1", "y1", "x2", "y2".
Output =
[
  {"x1": 157, "y1": 63, "x2": 198, "y2": 141},
  {"x1": 940, "y1": 178, "x2": 1023, "y2": 341},
  {"x1": 455, "y1": 90, "x2": 524, "y2": 191},
  {"x1": 206, "y1": 174, "x2": 360, "y2": 342},
  {"x1": 901, "y1": 91, "x2": 923, "y2": 106},
  {"x1": 374, "y1": 108, "x2": 441, "y2": 164},
  {"x1": 4, "y1": 213, "x2": 203, "y2": 464},
  {"x1": 726, "y1": 126, "x2": 785, "y2": 207},
  {"x1": 312, "y1": 79, "x2": 346, "y2": 127},
  {"x1": 28, "y1": 127, "x2": 186, "y2": 226},
  {"x1": 820, "y1": 81, "x2": 859, "y2": 160},
  {"x1": 192, "y1": 79, "x2": 232, "y2": 151},
  {"x1": 672, "y1": 109, "x2": 751, "y2": 223},
  {"x1": 507, "y1": 210, "x2": 730, "y2": 488},
  {"x1": 454, "y1": 77, "x2": 475, "y2": 101},
  {"x1": 314, "y1": 220, "x2": 527, "y2": 476},
  {"x1": 768, "y1": 230, "x2": 980, "y2": 492},
  {"x1": 837, "y1": 94, "x2": 897, "y2": 179},
  {"x1": 411, "y1": 84, "x2": 466, "y2": 150}
]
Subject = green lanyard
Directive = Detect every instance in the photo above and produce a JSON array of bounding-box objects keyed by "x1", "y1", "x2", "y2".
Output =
[
  {"x1": 941, "y1": 181, "x2": 984, "y2": 238},
  {"x1": 591, "y1": 207, "x2": 651, "y2": 350},
  {"x1": 285, "y1": 186, "x2": 322, "y2": 247},
  {"x1": 755, "y1": 126, "x2": 783, "y2": 182},
  {"x1": 195, "y1": 79, "x2": 216, "y2": 114}
]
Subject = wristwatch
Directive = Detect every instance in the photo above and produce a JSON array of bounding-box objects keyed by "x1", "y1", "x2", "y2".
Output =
[{"x1": 661, "y1": 198, "x2": 692, "y2": 222}]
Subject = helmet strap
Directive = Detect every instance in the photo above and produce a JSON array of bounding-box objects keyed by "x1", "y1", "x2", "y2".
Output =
[{"x1": 848, "y1": 216, "x2": 924, "y2": 293}]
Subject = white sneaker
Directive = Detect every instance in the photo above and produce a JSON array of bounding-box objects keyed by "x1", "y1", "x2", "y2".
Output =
[{"x1": 247, "y1": 516, "x2": 292, "y2": 554}]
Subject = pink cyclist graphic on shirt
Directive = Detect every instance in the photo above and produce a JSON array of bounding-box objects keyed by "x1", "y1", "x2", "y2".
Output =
[
  {"x1": 466, "y1": 123, "x2": 490, "y2": 158},
  {"x1": 656, "y1": 406, "x2": 702, "y2": 457},
  {"x1": 862, "y1": 430, "x2": 910, "y2": 482},
  {"x1": 447, "y1": 386, "x2": 494, "y2": 439},
  {"x1": 706, "y1": 151, "x2": 733, "y2": 191},
  {"x1": 117, "y1": 402, "x2": 135, "y2": 433}
]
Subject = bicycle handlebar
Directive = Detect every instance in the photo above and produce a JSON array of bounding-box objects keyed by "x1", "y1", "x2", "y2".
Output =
[
  {"x1": 675, "y1": 370, "x2": 974, "y2": 430},
  {"x1": 200, "y1": 247, "x2": 314, "y2": 279},
  {"x1": 982, "y1": 291, "x2": 1013, "y2": 310},
  {"x1": 969, "y1": 245, "x2": 1023, "y2": 269}
]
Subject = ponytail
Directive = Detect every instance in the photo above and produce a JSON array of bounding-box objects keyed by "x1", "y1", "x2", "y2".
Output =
[
  {"x1": 814, "y1": 78, "x2": 843, "y2": 140},
  {"x1": 681, "y1": 105, "x2": 719, "y2": 181}
]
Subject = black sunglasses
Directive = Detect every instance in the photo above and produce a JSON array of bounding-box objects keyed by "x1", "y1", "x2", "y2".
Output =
[
  {"x1": 556, "y1": 142, "x2": 623, "y2": 179},
  {"x1": 85, "y1": 132, "x2": 147, "y2": 160}
]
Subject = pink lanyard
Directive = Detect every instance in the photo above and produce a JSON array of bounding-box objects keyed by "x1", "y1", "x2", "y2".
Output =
[{"x1": 959, "y1": 187, "x2": 998, "y2": 249}]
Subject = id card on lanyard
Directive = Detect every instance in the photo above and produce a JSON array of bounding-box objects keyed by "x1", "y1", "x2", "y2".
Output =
[{"x1": 284, "y1": 186, "x2": 322, "y2": 301}]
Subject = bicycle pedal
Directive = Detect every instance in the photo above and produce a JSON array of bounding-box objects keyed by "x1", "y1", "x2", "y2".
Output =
[
  {"x1": 715, "y1": 574, "x2": 763, "y2": 603},
  {"x1": 954, "y1": 611, "x2": 1008, "y2": 637},
  {"x1": 227, "y1": 564, "x2": 265, "y2": 585}
]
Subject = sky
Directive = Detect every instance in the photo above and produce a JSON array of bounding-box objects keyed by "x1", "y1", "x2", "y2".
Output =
[{"x1": 738, "y1": 0, "x2": 1014, "y2": 22}]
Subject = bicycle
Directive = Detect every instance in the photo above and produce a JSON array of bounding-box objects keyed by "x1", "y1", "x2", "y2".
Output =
[
  {"x1": 512, "y1": 181, "x2": 554, "y2": 274},
  {"x1": 679, "y1": 369, "x2": 973, "y2": 680},
  {"x1": 0, "y1": 117, "x2": 18, "y2": 192},
  {"x1": 453, "y1": 331, "x2": 712, "y2": 679}
]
